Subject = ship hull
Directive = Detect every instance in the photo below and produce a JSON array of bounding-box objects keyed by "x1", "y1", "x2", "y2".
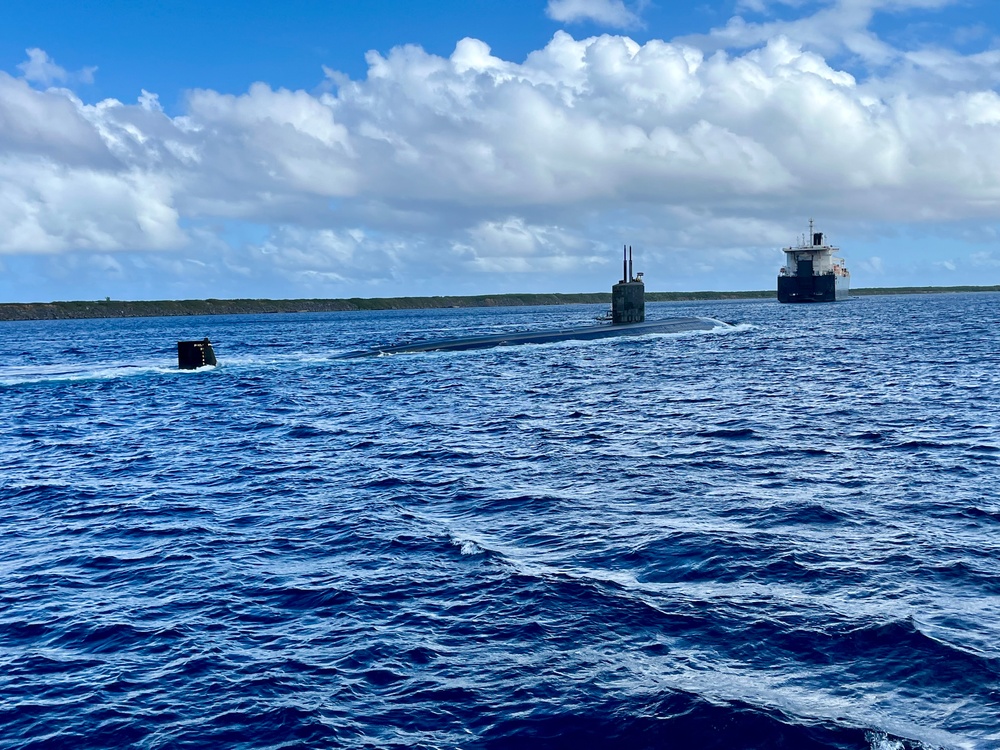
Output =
[{"x1": 777, "y1": 274, "x2": 849, "y2": 303}]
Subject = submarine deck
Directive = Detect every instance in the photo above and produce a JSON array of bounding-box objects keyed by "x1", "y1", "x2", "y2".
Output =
[{"x1": 336, "y1": 316, "x2": 730, "y2": 358}]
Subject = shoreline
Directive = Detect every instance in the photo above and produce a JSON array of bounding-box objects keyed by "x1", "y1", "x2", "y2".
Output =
[{"x1": 1, "y1": 286, "x2": 997, "y2": 321}]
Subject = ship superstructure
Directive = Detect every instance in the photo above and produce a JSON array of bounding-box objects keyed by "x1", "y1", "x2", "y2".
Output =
[{"x1": 777, "y1": 220, "x2": 850, "y2": 303}]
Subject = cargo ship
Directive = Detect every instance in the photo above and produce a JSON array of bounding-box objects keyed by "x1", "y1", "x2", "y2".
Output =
[{"x1": 777, "y1": 221, "x2": 850, "y2": 303}]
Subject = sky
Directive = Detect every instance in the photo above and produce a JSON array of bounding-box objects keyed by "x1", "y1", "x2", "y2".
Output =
[{"x1": 3, "y1": 0, "x2": 1000, "y2": 302}]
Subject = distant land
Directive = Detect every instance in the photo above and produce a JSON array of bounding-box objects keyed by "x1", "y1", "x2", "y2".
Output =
[{"x1": 0, "y1": 286, "x2": 998, "y2": 321}]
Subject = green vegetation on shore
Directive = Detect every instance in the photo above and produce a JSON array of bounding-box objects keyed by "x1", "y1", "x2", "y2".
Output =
[{"x1": 0, "y1": 286, "x2": 997, "y2": 321}]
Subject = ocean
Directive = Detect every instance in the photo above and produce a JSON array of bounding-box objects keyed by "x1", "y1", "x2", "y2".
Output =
[{"x1": 1, "y1": 293, "x2": 998, "y2": 749}]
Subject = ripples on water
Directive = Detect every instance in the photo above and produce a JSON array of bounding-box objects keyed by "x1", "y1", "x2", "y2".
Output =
[{"x1": 1, "y1": 294, "x2": 998, "y2": 749}]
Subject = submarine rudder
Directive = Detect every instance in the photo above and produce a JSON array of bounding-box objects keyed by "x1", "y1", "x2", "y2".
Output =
[{"x1": 178, "y1": 337, "x2": 217, "y2": 369}]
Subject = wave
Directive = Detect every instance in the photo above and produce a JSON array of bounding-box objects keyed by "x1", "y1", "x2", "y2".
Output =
[
  {"x1": 696, "y1": 427, "x2": 760, "y2": 439},
  {"x1": 476, "y1": 693, "x2": 900, "y2": 750},
  {"x1": 0, "y1": 361, "x2": 216, "y2": 386}
]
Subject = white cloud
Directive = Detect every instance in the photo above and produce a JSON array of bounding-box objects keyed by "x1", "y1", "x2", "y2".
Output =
[
  {"x1": 0, "y1": 73, "x2": 112, "y2": 165},
  {"x1": 451, "y1": 217, "x2": 598, "y2": 274},
  {"x1": 0, "y1": 160, "x2": 185, "y2": 253},
  {"x1": 4, "y1": 3, "x2": 1000, "y2": 298},
  {"x1": 245, "y1": 225, "x2": 412, "y2": 290},
  {"x1": 969, "y1": 250, "x2": 1000, "y2": 267},
  {"x1": 138, "y1": 89, "x2": 163, "y2": 112},
  {"x1": 17, "y1": 48, "x2": 96, "y2": 86},
  {"x1": 546, "y1": 0, "x2": 644, "y2": 29},
  {"x1": 182, "y1": 83, "x2": 357, "y2": 202},
  {"x1": 682, "y1": 0, "x2": 977, "y2": 82},
  {"x1": 17, "y1": 48, "x2": 69, "y2": 85},
  {"x1": 859, "y1": 255, "x2": 885, "y2": 274}
]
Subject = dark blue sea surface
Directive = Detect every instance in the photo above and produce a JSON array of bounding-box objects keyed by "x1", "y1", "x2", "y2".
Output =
[{"x1": 1, "y1": 294, "x2": 998, "y2": 749}]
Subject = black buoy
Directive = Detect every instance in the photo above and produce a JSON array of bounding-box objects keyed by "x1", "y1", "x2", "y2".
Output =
[{"x1": 178, "y1": 337, "x2": 217, "y2": 369}]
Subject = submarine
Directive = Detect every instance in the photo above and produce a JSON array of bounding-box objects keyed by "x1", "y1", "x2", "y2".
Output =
[{"x1": 335, "y1": 246, "x2": 731, "y2": 358}]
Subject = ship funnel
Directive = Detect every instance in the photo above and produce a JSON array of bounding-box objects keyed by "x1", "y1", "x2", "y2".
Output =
[{"x1": 813, "y1": 232, "x2": 823, "y2": 246}]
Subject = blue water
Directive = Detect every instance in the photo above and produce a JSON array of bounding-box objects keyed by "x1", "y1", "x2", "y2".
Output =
[{"x1": 1, "y1": 294, "x2": 998, "y2": 749}]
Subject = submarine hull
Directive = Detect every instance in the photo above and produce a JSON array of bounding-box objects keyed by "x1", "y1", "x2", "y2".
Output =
[{"x1": 336, "y1": 317, "x2": 730, "y2": 358}]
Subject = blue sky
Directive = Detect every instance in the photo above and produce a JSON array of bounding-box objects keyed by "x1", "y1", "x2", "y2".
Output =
[{"x1": 2, "y1": 0, "x2": 1000, "y2": 301}]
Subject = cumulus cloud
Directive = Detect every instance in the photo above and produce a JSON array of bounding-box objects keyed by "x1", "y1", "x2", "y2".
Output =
[
  {"x1": 452, "y1": 217, "x2": 598, "y2": 274},
  {"x1": 4, "y1": 1, "x2": 1000, "y2": 298},
  {"x1": 0, "y1": 160, "x2": 185, "y2": 254},
  {"x1": 249, "y1": 226, "x2": 393, "y2": 284},
  {"x1": 546, "y1": 0, "x2": 645, "y2": 28}
]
